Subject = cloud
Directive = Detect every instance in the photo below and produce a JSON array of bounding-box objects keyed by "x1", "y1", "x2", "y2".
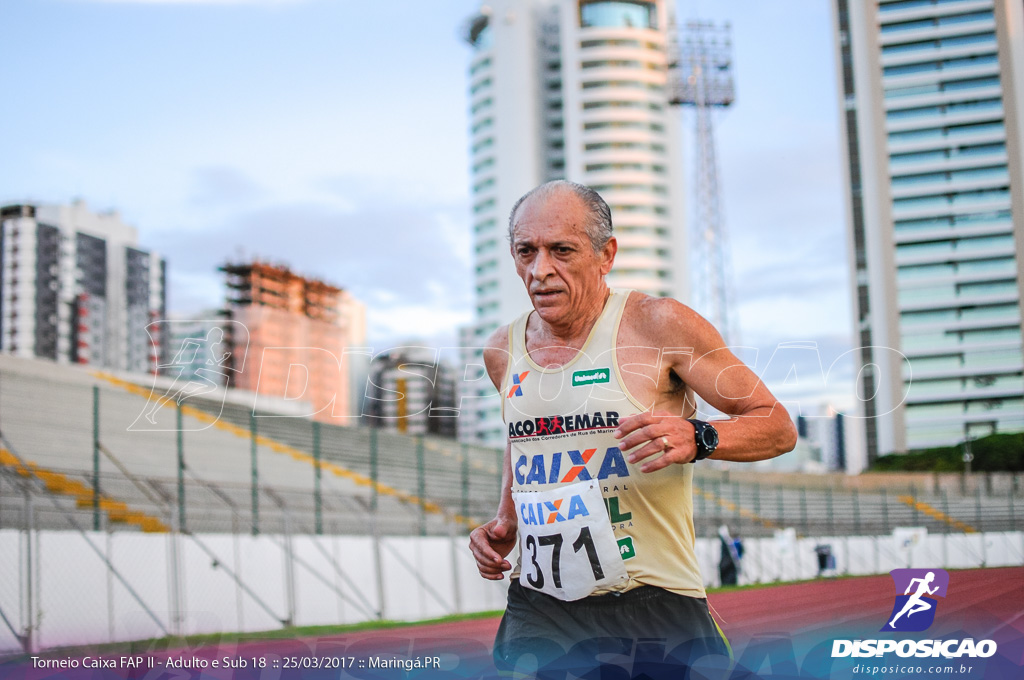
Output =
[
  {"x1": 367, "y1": 304, "x2": 473, "y2": 347},
  {"x1": 737, "y1": 288, "x2": 851, "y2": 342},
  {"x1": 163, "y1": 269, "x2": 224, "y2": 315},
  {"x1": 721, "y1": 136, "x2": 845, "y2": 243},
  {"x1": 735, "y1": 249, "x2": 849, "y2": 304},
  {"x1": 78, "y1": 0, "x2": 304, "y2": 4},
  {"x1": 190, "y1": 165, "x2": 265, "y2": 206},
  {"x1": 149, "y1": 194, "x2": 474, "y2": 345},
  {"x1": 736, "y1": 333, "x2": 858, "y2": 415},
  {"x1": 703, "y1": 125, "x2": 852, "y2": 345}
]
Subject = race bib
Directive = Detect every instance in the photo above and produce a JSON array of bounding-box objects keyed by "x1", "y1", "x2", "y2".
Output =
[{"x1": 512, "y1": 479, "x2": 628, "y2": 601}]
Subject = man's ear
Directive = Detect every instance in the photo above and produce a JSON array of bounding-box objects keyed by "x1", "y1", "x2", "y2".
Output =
[{"x1": 599, "y1": 236, "x2": 617, "y2": 275}]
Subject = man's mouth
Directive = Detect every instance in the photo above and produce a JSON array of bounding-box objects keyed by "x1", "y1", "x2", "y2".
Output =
[{"x1": 533, "y1": 289, "x2": 562, "y2": 299}]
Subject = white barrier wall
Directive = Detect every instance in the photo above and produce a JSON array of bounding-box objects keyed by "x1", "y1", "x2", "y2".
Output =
[
  {"x1": 0, "y1": 530, "x2": 508, "y2": 653},
  {"x1": 1, "y1": 529, "x2": 1022, "y2": 653},
  {"x1": 697, "y1": 531, "x2": 1024, "y2": 587}
]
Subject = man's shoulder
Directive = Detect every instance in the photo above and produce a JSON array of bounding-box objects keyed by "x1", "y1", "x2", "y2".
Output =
[
  {"x1": 483, "y1": 324, "x2": 510, "y2": 356},
  {"x1": 622, "y1": 291, "x2": 701, "y2": 342},
  {"x1": 482, "y1": 324, "x2": 511, "y2": 390}
]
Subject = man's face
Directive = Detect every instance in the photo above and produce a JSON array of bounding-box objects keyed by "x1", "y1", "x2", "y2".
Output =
[{"x1": 510, "y1": 190, "x2": 616, "y2": 325}]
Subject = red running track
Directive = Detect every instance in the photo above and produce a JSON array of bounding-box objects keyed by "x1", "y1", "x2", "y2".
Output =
[
  {"x1": 10, "y1": 568, "x2": 1020, "y2": 678},
  {"x1": 301, "y1": 566, "x2": 1023, "y2": 651},
  {"x1": 710, "y1": 566, "x2": 1024, "y2": 646},
  {"x1": 215, "y1": 567, "x2": 1024, "y2": 670}
]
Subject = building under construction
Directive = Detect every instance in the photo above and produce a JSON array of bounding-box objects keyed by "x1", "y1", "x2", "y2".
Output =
[{"x1": 220, "y1": 261, "x2": 365, "y2": 423}]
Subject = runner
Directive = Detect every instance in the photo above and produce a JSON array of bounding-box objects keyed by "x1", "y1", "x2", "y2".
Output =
[{"x1": 468, "y1": 180, "x2": 798, "y2": 674}]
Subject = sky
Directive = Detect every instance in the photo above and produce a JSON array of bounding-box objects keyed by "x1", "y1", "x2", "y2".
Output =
[{"x1": 0, "y1": 0, "x2": 856, "y2": 411}]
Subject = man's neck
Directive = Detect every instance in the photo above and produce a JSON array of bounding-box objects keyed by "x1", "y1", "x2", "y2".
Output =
[{"x1": 536, "y1": 286, "x2": 611, "y2": 346}]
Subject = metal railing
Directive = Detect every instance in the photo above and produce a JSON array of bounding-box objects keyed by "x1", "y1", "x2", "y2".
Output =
[{"x1": 2, "y1": 362, "x2": 1023, "y2": 656}]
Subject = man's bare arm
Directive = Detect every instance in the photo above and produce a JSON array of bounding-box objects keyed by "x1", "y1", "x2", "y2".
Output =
[
  {"x1": 468, "y1": 325, "x2": 518, "y2": 579},
  {"x1": 481, "y1": 325, "x2": 516, "y2": 522},
  {"x1": 616, "y1": 298, "x2": 797, "y2": 468}
]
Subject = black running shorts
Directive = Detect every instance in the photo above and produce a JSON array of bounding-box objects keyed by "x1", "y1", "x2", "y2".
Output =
[{"x1": 494, "y1": 580, "x2": 731, "y2": 676}]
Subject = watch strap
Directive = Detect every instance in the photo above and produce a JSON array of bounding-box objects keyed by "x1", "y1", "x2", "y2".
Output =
[{"x1": 688, "y1": 419, "x2": 717, "y2": 461}]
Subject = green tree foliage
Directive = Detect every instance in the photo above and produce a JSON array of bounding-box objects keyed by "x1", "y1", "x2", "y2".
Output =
[{"x1": 870, "y1": 432, "x2": 1024, "y2": 473}]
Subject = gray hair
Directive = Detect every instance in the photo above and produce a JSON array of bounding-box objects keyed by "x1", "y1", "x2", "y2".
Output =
[{"x1": 507, "y1": 180, "x2": 613, "y2": 252}]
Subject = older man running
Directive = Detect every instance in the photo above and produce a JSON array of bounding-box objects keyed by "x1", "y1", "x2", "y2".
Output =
[{"x1": 469, "y1": 180, "x2": 797, "y2": 673}]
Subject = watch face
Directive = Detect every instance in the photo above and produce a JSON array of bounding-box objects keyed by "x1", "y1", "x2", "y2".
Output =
[{"x1": 701, "y1": 425, "x2": 719, "y2": 451}]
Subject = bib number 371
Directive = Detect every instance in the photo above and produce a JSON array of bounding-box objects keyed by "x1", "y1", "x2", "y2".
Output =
[{"x1": 513, "y1": 479, "x2": 627, "y2": 601}]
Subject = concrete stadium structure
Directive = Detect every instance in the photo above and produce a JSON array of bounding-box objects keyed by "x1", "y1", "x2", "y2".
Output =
[{"x1": 1, "y1": 354, "x2": 1021, "y2": 541}]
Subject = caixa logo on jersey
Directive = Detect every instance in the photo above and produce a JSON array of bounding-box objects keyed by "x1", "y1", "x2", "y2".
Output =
[
  {"x1": 514, "y1": 447, "x2": 630, "y2": 486},
  {"x1": 518, "y1": 494, "x2": 591, "y2": 526}
]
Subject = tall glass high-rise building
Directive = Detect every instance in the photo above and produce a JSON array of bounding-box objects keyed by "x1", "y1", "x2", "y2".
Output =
[
  {"x1": 458, "y1": 0, "x2": 688, "y2": 447},
  {"x1": 833, "y1": 0, "x2": 1024, "y2": 465}
]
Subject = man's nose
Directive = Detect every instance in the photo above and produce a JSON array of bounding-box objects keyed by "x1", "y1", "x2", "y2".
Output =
[{"x1": 532, "y1": 248, "x2": 556, "y2": 279}]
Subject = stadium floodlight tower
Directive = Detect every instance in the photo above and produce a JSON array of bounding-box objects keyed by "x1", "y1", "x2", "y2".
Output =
[{"x1": 669, "y1": 20, "x2": 737, "y2": 344}]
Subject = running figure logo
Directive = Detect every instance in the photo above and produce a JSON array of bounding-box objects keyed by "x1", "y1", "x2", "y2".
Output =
[
  {"x1": 882, "y1": 568, "x2": 949, "y2": 632},
  {"x1": 129, "y1": 319, "x2": 249, "y2": 432}
]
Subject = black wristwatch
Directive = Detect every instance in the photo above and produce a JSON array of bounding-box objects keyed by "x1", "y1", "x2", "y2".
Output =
[{"x1": 688, "y1": 419, "x2": 718, "y2": 461}]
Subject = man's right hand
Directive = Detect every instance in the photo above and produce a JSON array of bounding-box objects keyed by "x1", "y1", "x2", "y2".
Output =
[{"x1": 469, "y1": 516, "x2": 517, "y2": 580}]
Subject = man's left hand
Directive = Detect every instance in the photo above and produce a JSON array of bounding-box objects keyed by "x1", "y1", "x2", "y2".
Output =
[{"x1": 612, "y1": 412, "x2": 699, "y2": 472}]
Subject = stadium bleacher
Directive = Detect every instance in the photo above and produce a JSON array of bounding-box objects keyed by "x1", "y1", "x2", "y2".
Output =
[
  {"x1": 1, "y1": 353, "x2": 1020, "y2": 540},
  {"x1": 0, "y1": 354, "x2": 500, "y2": 536}
]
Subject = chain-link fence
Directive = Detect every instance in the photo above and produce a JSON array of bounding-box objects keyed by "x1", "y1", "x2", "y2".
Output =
[
  {"x1": 2, "y1": 358, "x2": 1023, "y2": 657},
  {"x1": 0, "y1": 362, "x2": 504, "y2": 537},
  {"x1": 3, "y1": 360, "x2": 1023, "y2": 542},
  {"x1": 4, "y1": 455, "x2": 1023, "y2": 658},
  {"x1": 0, "y1": 360, "x2": 512, "y2": 656},
  {"x1": 0, "y1": 461, "x2": 509, "y2": 656},
  {"x1": 689, "y1": 473, "x2": 1024, "y2": 540}
]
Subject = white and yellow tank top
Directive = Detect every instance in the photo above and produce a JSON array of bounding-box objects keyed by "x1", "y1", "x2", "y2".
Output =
[{"x1": 501, "y1": 288, "x2": 705, "y2": 598}]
